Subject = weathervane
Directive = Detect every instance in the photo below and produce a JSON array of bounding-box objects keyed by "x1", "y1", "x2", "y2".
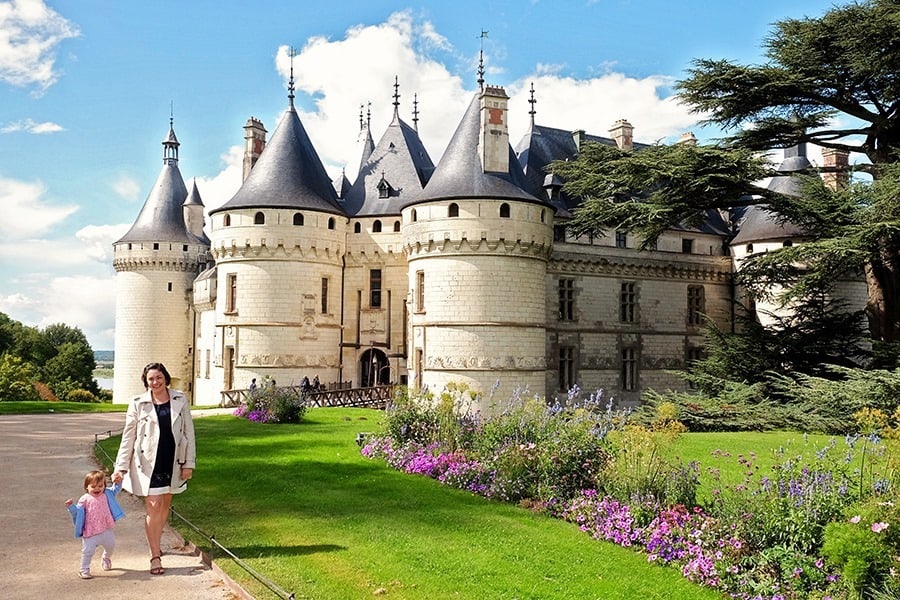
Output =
[
  {"x1": 477, "y1": 29, "x2": 488, "y2": 91},
  {"x1": 288, "y1": 46, "x2": 296, "y2": 108},
  {"x1": 528, "y1": 82, "x2": 537, "y2": 126}
]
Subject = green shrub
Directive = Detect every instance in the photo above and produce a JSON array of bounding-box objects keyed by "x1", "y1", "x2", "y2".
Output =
[
  {"x1": 236, "y1": 384, "x2": 307, "y2": 424},
  {"x1": 65, "y1": 389, "x2": 97, "y2": 403},
  {"x1": 598, "y1": 424, "x2": 699, "y2": 512},
  {"x1": 822, "y1": 498, "x2": 899, "y2": 599}
]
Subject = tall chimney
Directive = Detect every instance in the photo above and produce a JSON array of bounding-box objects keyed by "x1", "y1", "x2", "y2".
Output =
[
  {"x1": 480, "y1": 85, "x2": 509, "y2": 173},
  {"x1": 677, "y1": 131, "x2": 698, "y2": 146},
  {"x1": 572, "y1": 129, "x2": 585, "y2": 152},
  {"x1": 609, "y1": 118, "x2": 634, "y2": 151},
  {"x1": 243, "y1": 117, "x2": 267, "y2": 181},
  {"x1": 821, "y1": 147, "x2": 850, "y2": 190}
]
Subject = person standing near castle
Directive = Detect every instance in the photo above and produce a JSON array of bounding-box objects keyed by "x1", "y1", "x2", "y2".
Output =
[{"x1": 112, "y1": 362, "x2": 196, "y2": 575}]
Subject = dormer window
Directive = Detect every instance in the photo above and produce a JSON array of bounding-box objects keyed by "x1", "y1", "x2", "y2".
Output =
[
  {"x1": 354, "y1": 222, "x2": 361, "y2": 234},
  {"x1": 377, "y1": 173, "x2": 392, "y2": 199},
  {"x1": 393, "y1": 220, "x2": 400, "y2": 232}
]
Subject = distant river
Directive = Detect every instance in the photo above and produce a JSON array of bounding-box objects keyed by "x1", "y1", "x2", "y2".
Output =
[{"x1": 95, "y1": 377, "x2": 114, "y2": 390}]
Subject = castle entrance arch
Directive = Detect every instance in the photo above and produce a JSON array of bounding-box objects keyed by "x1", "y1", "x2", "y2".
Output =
[{"x1": 360, "y1": 348, "x2": 389, "y2": 387}]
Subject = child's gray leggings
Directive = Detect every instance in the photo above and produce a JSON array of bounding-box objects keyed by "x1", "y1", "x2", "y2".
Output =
[{"x1": 80, "y1": 529, "x2": 115, "y2": 572}]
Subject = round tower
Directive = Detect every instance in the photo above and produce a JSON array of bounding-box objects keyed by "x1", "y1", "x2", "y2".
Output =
[
  {"x1": 207, "y1": 89, "x2": 347, "y2": 392},
  {"x1": 402, "y1": 86, "x2": 553, "y2": 409},
  {"x1": 112, "y1": 121, "x2": 208, "y2": 403}
]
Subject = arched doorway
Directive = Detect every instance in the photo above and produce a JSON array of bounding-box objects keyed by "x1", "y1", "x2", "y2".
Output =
[{"x1": 360, "y1": 348, "x2": 389, "y2": 387}]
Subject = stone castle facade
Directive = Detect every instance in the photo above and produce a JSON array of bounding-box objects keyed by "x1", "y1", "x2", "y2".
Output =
[{"x1": 112, "y1": 78, "x2": 866, "y2": 409}]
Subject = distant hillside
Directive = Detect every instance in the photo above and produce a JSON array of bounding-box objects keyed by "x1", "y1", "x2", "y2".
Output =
[{"x1": 94, "y1": 350, "x2": 114, "y2": 365}]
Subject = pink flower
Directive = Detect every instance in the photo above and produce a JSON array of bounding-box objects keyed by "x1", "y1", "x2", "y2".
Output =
[
  {"x1": 849, "y1": 515, "x2": 861, "y2": 523},
  {"x1": 871, "y1": 522, "x2": 889, "y2": 533}
]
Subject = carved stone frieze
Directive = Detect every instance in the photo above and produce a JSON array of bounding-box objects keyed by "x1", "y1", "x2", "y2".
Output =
[{"x1": 426, "y1": 355, "x2": 548, "y2": 370}]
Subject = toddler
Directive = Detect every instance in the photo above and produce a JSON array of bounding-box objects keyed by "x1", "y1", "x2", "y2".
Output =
[{"x1": 65, "y1": 470, "x2": 126, "y2": 579}]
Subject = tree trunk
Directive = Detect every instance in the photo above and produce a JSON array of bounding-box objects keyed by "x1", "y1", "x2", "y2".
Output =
[{"x1": 865, "y1": 251, "x2": 900, "y2": 344}]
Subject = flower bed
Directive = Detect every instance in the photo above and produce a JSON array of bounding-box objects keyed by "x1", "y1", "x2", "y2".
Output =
[{"x1": 361, "y1": 386, "x2": 899, "y2": 599}]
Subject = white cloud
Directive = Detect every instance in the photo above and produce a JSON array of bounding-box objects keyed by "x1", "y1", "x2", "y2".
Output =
[
  {"x1": 258, "y1": 10, "x2": 700, "y2": 182},
  {"x1": 275, "y1": 11, "x2": 470, "y2": 176},
  {"x1": 0, "y1": 175, "x2": 78, "y2": 239},
  {"x1": 0, "y1": 273, "x2": 116, "y2": 349},
  {"x1": 506, "y1": 72, "x2": 697, "y2": 145},
  {"x1": 76, "y1": 223, "x2": 130, "y2": 263},
  {"x1": 0, "y1": 0, "x2": 80, "y2": 92},
  {"x1": 1, "y1": 118, "x2": 64, "y2": 133},
  {"x1": 195, "y1": 145, "x2": 243, "y2": 214},
  {"x1": 111, "y1": 175, "x2": 141, "y2": 201}
]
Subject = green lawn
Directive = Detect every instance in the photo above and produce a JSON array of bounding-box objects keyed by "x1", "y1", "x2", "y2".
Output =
[
  {"x1": 98, "y1": 410, "x2": 723, "y2": 600},
  {"x1": 0, "y1": 400, "x2": 127, "y2": 414}
]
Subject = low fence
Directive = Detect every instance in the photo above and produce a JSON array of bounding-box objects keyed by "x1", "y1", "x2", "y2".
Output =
[
  {"x1": 92, "y1": 429, "x2": 295, "y2": 599},
  {"x1": 221, "y1": 382, "x2": 395, "y2": 410}
]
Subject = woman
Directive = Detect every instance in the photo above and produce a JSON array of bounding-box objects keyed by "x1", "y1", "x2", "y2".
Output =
[{"x1": 112, "y1": 362, "x2": 195, "y2": 575}]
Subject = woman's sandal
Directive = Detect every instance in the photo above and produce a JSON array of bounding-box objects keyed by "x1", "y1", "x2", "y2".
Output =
[{"x1": 149, "y1": 556, "x2": 165, "y2": 575}]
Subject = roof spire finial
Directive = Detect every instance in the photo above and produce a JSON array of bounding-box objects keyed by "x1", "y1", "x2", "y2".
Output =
[
  {"x1": 367, "y1": 101, "x2": 372, "y2": 129},
  {"x1": 392, "y1": 75, "x2": 401, "y2": 118},
  {"x1": 162, "y1": 103, "x2": 180, "y2": 165},
  {"x1": 288, "y1": 46, "x2": 296, "y2": 109},
  {"x1": 412, "y1": 92, "x2": 419, "y2": 132},
  {"x1": 477, "y1": 29, "x2": 488, "y2": 91},
  {"x1": 359, "y1": 104, "x2": 365, "y2": 131},
  {"x1": 528, "y1": 81, "x2": 537, "y2": 126}
]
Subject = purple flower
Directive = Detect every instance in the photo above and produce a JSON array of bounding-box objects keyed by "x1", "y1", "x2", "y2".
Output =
[{"x1": 871, "y1": 521, "x2": 889, "y2": 533}]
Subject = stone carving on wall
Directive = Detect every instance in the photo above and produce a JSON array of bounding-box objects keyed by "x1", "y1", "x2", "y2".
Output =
[
  {"x1": 239, "y1": 353, "x2": 337, "y2": 368},
  {"x1": 302, "y1": 293, "x2": 316, "y2": 314},
  {"x1": 300, "y1": 315, "x2": 317, "y2": 339},
  {"x1": 641, "y1": 356, "x2": 682, "y2": 369},
  {"x1": 426, "y1": 355, "x2": 548, "y2": 370}
]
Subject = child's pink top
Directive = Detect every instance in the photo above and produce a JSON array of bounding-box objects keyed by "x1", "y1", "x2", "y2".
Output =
[{"x1": 78, "y1": 492, "x2": 115, "y2": 537}]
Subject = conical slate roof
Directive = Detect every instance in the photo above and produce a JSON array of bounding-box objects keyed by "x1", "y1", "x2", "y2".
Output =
[
  {"x1": 183, "y1": 180, "x2": 210, "y2": 245},
  {"x1": 357, "y1": 126, "x2": 375, "y2": 179},
  {"x1": 731, "y1": 145, "x2": 811, "y2": 245},
  {"x1": 406, "y1": 93, "x2": 545, "y2": 207},
  {"x1": 342, "y1": 111, "x2": 434, "y2": 216},
  {"x1": 117, "y1": 162, "x2": 196, "y2": 244},
  {"x1": 210, "y1": 106, "x2": 342, "y2": 215}
]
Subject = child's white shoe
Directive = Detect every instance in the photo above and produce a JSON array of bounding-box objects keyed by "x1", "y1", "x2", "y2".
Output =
[{"x1": 78, "y1": 570, "x2": 92, "y2": 579}]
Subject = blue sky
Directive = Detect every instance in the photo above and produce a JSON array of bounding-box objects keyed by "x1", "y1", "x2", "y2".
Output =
[{"x1": 0, "y1": 0, "x2": 835, "y2": 350}]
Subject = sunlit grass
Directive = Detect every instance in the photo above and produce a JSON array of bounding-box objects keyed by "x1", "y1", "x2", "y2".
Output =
[{"x1": 98, "y1": 409, "x2": 722, "y2": 600}]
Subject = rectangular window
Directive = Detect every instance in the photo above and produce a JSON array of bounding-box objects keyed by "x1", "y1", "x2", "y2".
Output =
[
  {"x1": 415, "y1": 348, "x2": 424, "y2": 391},
  {"x1": 204, "y1": 349, "x2": 211, "y2": 379},
  {"x1": 620, "y1": 282, "x2": 636, "y2": 323},
  {"x1": 553, "y1": 225, "x2": 567, "y2": 242},
  {"x1": 370, "y1": 269, "x2": 382, "y2": 308},
  {"x1": 686, "y1": 346, "x2": 703, "y2": 365},
  {"x1": 687, "y1": 285, "x2": 705, "y2": 326},
  {"x1": 226, "y1": 273, "x2": 237, "y2": 313},
  {"x1": 615, "y1": 231, "x2": 627, "y2": 248},
  {"x1": 167, "y1": 282, "x2": 173, "y2": 292},
  {"x1": 415, "y1": 270, "x2": 425, "y2": 312},
  {"x1": 621, "y1": 347, "x2": 637, "y2": 391},
  {"x1": 682, "y1": 238, "x2": 694, "y2": 254},
  {"x1": 558, "y1": 278, "x2": 575, "y2": 321},
  {"x1": 558, "y1": 345, "x2": 575, "y2": 392},
  {"x1": 321, "y1": 277, "x2": 328, "y2": 314}
]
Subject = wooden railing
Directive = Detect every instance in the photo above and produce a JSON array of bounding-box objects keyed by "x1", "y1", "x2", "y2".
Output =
[
  {"x1": 305, "y1": 384, "x2": 396, "y2": 409},
  {"x1": 220, "y1": 382, "x2": 395, "y2": 410}
]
